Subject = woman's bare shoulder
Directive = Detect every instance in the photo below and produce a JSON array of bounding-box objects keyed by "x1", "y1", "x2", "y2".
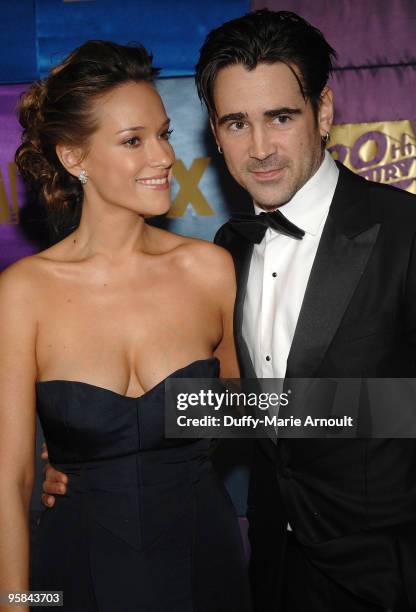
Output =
[
  {"x1": 0, "y1": 257, "x2": 47, "y2": 333},
  {"x1": 2, "y1": 228, "x2": 77, "y2": 273},
  {"x1": 180, "y1": 238, "x2": 234, "y2": 271},
  {"x1": 158, "y1": 229, "x2": 236, "y2": 290},
  {"x1": 0, "y1": 230, "x2": 82, "y2": 294},
  {"x1": 1, "y1": 253, "x2": 42, "y2": 282},
  {"x1": 0, "y1": 255, "x2": 46, "y2": 301},
  {"x1": 151, "y1": 223, "x2": 227, "y2": 258}
]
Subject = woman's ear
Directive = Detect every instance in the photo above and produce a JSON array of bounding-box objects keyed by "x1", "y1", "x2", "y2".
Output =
[{"x1": 55, "y1": 144, "x2": 84, "y2": 178}]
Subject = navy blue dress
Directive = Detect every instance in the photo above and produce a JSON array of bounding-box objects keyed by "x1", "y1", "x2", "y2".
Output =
[{"x1": 32, "y1": 358, "x2": 251, "y2": 611}]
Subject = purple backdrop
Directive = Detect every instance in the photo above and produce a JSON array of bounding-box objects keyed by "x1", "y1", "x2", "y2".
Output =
[
  {"x1": 252, "y1": 0, "x2": 416, "y2": 122},
  {"x1": 0, "y1": 84, "x2": 38, "y2": 269}
]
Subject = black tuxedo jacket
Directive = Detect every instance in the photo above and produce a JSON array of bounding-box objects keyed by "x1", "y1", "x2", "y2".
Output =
[{"x1": 215, "y1": 162, "x2": 416, "y2": 610}]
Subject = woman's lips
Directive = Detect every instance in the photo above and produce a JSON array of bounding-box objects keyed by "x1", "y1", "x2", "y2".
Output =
[{"x1": 135, "y1": 175, "x2": 170, "y2": 190}]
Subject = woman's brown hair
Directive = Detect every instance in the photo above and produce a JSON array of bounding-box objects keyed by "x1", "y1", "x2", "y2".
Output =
[{"x1": 15, "y1": 40, "x2": 159, "y2": 236}]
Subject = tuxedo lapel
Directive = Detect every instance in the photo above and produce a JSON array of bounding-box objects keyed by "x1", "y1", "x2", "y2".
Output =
[
  {"x1": 232, "y1": 239, "x2": 257, "y2": 379},
  {"x1": 286, "y1": 164, "x2": 381, "y2": 378}
]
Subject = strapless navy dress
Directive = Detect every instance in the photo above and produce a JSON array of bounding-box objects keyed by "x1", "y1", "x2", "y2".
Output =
[{"x1": 32, "y1": 358, "x2": 251, "y2": 612}]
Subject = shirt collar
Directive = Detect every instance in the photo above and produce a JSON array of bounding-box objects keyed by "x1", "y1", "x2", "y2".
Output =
[{"x1": 253, "y1": 151, "x2": 339, "y2": 236}]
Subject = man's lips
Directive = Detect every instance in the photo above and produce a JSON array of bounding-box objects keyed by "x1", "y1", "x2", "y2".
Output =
[{"x1": 250, "y1": 167, "x2": 285, "y2": 181}]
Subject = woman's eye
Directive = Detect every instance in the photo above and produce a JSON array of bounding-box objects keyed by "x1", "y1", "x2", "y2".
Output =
[
  {"x1": 161, "y1": 129, "x2": 174, "y2": 140},
  {"x1": 124, "y1": 136, "x2": 141, "y2": 147}
]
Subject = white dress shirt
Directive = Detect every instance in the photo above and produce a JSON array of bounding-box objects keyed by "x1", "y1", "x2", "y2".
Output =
[{"x1": 242, "y1": 152, "x2": 339, "y2": 380}]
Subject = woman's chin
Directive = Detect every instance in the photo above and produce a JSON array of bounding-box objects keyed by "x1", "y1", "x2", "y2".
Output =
[{"x1": 141, "y1": 201, "x2": 171, "y2": 218}]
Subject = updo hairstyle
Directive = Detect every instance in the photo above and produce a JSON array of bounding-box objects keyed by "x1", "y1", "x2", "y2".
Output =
[{"x1": 15, "y1": 40, "x2": 159, "y2": 233}]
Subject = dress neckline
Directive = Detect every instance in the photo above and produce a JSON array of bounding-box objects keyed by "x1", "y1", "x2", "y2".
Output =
[{"x1": 36, "y1": 357, "x2": 219, "y2": 401}]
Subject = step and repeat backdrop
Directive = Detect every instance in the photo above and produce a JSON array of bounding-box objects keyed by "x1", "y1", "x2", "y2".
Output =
[{"x1": 1, "y1": 0, "x2": 415, "y2": 519}]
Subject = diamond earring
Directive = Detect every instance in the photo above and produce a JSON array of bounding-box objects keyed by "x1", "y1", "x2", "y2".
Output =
[{"x1": 78, "y1": 169, "x2": 88, "y2": 185}]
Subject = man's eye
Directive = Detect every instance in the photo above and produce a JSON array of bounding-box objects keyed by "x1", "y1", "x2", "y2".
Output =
[
  {"x1": 124, "y1": 137, "x2": 141, "y2": 147},
  {"x1": 273, "y1": 115, "x2": 290, "y2": 125},
  {"x1": 229, "y1": 121, "x2": 247, "y2": 131}
]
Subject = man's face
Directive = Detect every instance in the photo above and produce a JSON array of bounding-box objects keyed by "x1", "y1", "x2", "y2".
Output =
[{"x1": 212, "y1": 62, "x2": 333, "y2": 210}]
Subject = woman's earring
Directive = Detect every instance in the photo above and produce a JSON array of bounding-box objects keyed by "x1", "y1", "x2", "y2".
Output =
[
  {"x1": 322, "y1": 132, "x2": 330, "y2": 144},
  {"x1": 217, "y1": 145, "x2": 223, "y2": 154},
  {"x1": 78, "y1": 169, "x2": 88, "y2": 185}
]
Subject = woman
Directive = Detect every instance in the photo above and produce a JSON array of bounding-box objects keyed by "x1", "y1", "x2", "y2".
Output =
[{"x1": 0, "y1": 41, "x2": 250, "y2": 611}]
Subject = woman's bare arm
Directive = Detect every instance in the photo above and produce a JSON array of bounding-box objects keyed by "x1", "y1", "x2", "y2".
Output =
[
  {"x1": 0, "y1": 262, "x2": 38, "y2": 612},
  {"x1": 209, "y1": 247, "x2": 240, "y2": 379}
]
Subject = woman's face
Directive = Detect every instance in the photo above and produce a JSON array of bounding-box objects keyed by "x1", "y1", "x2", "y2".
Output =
[{"x1": 82, "y1": 80, "x2": 175, "y2": 216}]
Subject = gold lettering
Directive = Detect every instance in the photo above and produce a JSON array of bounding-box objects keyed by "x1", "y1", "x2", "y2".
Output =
[
  {"x1": 329, "y1": 120, "x2": 416, "y2": 194},
  {"x1": 168, "y1": 157, "x2": 214, "y2": 217},
  {"x1": 0, "y1": 163, "x2": 19, "y2": 224}
]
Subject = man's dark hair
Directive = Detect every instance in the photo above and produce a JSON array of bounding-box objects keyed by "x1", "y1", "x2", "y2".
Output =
[{"x1": 195, "y1": 9, "x2": 336, "y2": 118}]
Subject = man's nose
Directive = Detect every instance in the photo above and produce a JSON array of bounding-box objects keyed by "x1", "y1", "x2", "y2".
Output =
[{"x1": 248, "y1": 125, "x2": 277, "y2": 160}]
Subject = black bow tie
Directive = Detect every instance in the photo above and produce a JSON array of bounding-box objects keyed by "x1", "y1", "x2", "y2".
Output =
[{"x1": 228, "y1": 210, "x2": 305, "y2": 244}]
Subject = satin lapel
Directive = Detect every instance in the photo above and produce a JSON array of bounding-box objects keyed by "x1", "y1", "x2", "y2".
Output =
[
  {"x1": 232, "y1": 236, "x2": 252, "y2": 332},
  {"x1": 232, "y1": 236, "x2": 256, "y2": 380},
  {"x1": 286, "y1": 164, "x2": 381, "y2": 378}
]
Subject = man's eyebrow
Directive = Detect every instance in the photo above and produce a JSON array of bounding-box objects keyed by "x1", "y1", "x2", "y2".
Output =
[
  {"x1": 116, "y1": 118, "x2": 170, "y2": 135},
  {"x1": 217, "y1": 108, "x2": 302, "y2": 126},
  {"x1": 264, "y1": 107, "x2": 302, "y2": 118},
  {"x1": 217, "y1": 112, "x2": 248, "y2": 127}
]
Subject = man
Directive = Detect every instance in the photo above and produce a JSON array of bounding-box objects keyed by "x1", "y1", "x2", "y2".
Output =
[
  {"x1": 194, "y1": 9, "x2": 416, "y2": 612},
  {"x1": 42, "y1": 9, "x2": 416, "y2": 612}
]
